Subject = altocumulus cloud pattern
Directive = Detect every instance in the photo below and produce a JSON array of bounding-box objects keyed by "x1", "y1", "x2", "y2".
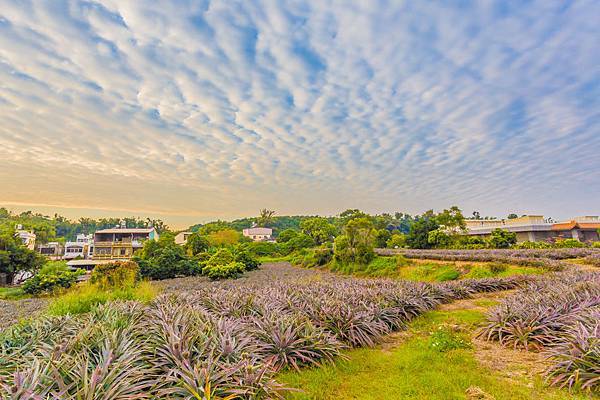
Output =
[{"x1": 0, "y1": 0, "x2": 598, "y2": 222}]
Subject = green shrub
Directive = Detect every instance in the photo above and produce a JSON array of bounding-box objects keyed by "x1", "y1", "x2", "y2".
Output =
[
  {"x1": 243, "y1": 241, "x2": 281, "y2": 256},
  {"x1": 334, "y1": 234, "x2": 374, "y2": 265},
  {"x1": 313, "y1": 247, "x2": 333, "y2": 266},
  {"x1": 512, "y1": 241, "x2": 552, "y2": 249},
  {"x1": 277, "y1": 229, "x2": 298, "y2": 243},
  {"x1": 553, "y1": 238, "x2": 585, "y2": 248},
  {"x1": 202, "y1": 262, "x2": 246, "y2": 280},
  {"x1": 22, "y1": 262, "x2": 83, "y2": 295},
  {"x1": 487, "y1": 229, "x2": 517, "y2": 248},
  {"x1": 489, "y1": 262, "x2": 508, "y2": 274},
  {"x1": 207, "y1": 248, "x2": 234, "y2": 266},
  {"x1": 284, "y1": 233, "x2": 315, "y2": 254},
  {"x1": 592, "y1": 241, "x2": 600, "y2": 249},
  {"x1": 90, "y1": 261, "x2": 139, "y2": 289},
  {"x1": 234, "y1": 249, "x2": 260, "y2": 271}
]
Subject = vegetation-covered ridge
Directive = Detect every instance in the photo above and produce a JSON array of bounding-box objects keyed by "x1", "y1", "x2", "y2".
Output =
[{"x1": 1, "y1": 269, "x2": 524, "y2": 398}]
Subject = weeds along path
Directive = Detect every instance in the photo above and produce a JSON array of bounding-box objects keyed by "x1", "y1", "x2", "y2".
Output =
[{"x1": 279, "y1": 289, "x2": 593, "y2": 400}]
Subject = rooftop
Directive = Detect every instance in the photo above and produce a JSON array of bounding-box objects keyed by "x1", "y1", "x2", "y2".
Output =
[{"x1": 95, "y1": 227, "x2": 155, "y2": 234}]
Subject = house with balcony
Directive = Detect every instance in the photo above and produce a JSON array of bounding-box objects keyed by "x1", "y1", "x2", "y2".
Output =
[
  {"x1": 64, "y1": 234, "x2": 93, "y2": 260},
  {"x1": 92, "y1": 227, "x2": 159, "y2": 260}
]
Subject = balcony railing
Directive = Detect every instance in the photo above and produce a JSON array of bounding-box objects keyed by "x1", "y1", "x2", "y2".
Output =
[
  {"x1": 92, "y1": 253, "x2": 133, "y2": 260},
  {"x1": 94, "y1": 240, "x2": 134, "y2": 247}
]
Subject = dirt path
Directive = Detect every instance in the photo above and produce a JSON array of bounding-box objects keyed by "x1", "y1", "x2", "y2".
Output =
[{"x1": 437, "y1": 290, "x2": 551, "y2": 388}]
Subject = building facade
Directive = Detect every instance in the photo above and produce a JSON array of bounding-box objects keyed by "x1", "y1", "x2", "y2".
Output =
[
  {"x1": 64, "y1": 234, "x2": 93, "y2": 260},
  {"x1": 37, "y1": 242, "x2": 63, "y2": 259},
  {"x1": 242, "y1": 227, "x2": 273, "y2": 241},
  {"x1": 92, "y1": 227, "x2": 159, "y2": 260},
  {"x1": 175, "y1": 231, "x2": 193, "y2": 245},
  {"x1": 14, "y1": 225, "x2": 36, "y2": 250},
  {"x1": 465, "y1": 215, "x2": 600, "y2": 243}
]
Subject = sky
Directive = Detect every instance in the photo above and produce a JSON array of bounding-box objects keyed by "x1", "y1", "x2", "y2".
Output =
[{"x1": 0, "y1": 0, "x2": 599, "y2": 229}]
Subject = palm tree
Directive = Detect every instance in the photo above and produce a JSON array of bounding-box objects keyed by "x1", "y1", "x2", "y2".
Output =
[{"x1": 256, "y1": 209, "x2": 275, "y2": 227}]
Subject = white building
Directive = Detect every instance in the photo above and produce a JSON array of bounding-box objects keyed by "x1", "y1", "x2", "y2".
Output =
[
  {"x1": 242, "y1": 227, "x2": 273, "y2": 242},
  {"x1": 64, "y1": 234, "x2": 93, "y2": 260},
  {"x1": 38, "y1": 242, "x2": 63, "y2": 259},
  {"x1": 14, "y1": 225, "x2": 36, "y2": 250},
  {"x1": 175, "y1": 231, "x2": 193, "y2": 245}
]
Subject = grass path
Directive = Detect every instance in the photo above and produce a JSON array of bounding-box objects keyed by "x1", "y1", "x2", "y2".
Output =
[{"x1": 279, "y1": 290, "x2": 597, "y2": 400}]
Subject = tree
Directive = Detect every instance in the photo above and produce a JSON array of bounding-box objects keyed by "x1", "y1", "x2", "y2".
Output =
[
  {"x1": 186, "y1": 233, "x2": 210, "y2": 255},
  {"x1": 197, "y1": 221, "x2": 232, "y2": 235},
  {"x1": 207, "y1": 229, "x2": 240, "y2": 247},
  {"x1": 0, "y1": 229, "x2": 44, "y2": 285},
  {"x1": 374, "y1": 229, "x2": 392, "y2": 248},
  {"x1": 427, "y1": 229, "x2": 452, "y2": 248},
  {"x1": 487, "y1": 229, "x2": 517, "y2": 248},
  {"x1": 406, "y1": 217, "x2": 439, "y2": 249},
  {"x1": 507, "y1": 213, "x2": 518, "y2": 219},
  {"x1": 257, "y1": 209, "x2": 275, "y2": 227},
  {"x1": 284, "y1": 233, "x2": 315, "y2": 253},
  {"x1": 338, "y1": 209, "x2": 370, "y2": 226},
  {"x1": 300, "y1": 217, "x2": 336, "y2": 245},
  {"x1": 387, "y1": 233, "x2": 406, "y2": 248},
  {"x1": 435, "y1": 206, "x2": 466, "y2": 231},
  {"x1": 277, "y1": 229, "x2": 298, "y2": 243},
  {"x1": 334, "y1": 217, "x2": 376, "y2": 264}
]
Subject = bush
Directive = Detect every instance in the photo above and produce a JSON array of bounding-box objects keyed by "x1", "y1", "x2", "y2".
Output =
[
  {"x1": 487, "y1": 229, "x2": 517, "y2": 248},
  {"x1": 186, "y1": 233, "x2": 210, "y2": 255},
  {"x1": 489, "y1": 262, "x2": 508, "y2": 274},
  {"x1": 207, "y1": 248, "x2": 234, "y2": 266},
  {"x1": 202, "y1": 262, "x2": 246, "y2": 280},
  {"x1": 137, "y1": 241, "x2": 202, "y2": 280},
  {"x1": 512, "y1": 241, "x2": 552, "y2": 249},
  {"x1": 90, "y1": 261, "x2": 139, "y2": 289},
  {"x1": 234, "y1": 249, "x2": 260, "y2": 271},
  {"x1": 334, "y1": 234, "x2": 374, "y2": 265},
  {"x1": 553, "y1": 238, "x2": 585, "y2": 248},
  {"x1": 243, "y1": 241, "x2": 280, "y2": 256},
  {"x1": 284, "y1": 233, "x2": 315, "y2": 254},
  {"x1": 277, "y1": 229, "x2": 298, "y2": 243},
  {"x1": 22, "y1": 262, "x2": 83, "y2": 295}
]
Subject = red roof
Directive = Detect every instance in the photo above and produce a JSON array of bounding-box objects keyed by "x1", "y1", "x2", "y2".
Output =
[{"x1": 551, "y1": 221, "x2": 600, "y2": 231}]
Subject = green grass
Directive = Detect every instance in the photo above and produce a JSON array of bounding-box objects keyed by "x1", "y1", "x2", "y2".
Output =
[
  {"x1": 462, "y1": 264, "x2": 543, "y2": 279},
  {"x1": 279, "y1": 308, "x2": 595, "y2": 400},
  {"x1": 331, "y1": 256, "x2": 545, "y2": 282},
  {"x1": 258, "y1": 254, "x2": 293, "y2": 263},
  {"x1": 47, "y1": 281, "x2": 158, "y2": 316},
  {"x1": 0, "y1": 286, "x2": 29, "y2": 300}
]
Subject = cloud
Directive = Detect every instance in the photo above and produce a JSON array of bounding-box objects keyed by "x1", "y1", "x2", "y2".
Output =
[{"x1": 0, "y1": 0, "x2": 598, "y2": 227}]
